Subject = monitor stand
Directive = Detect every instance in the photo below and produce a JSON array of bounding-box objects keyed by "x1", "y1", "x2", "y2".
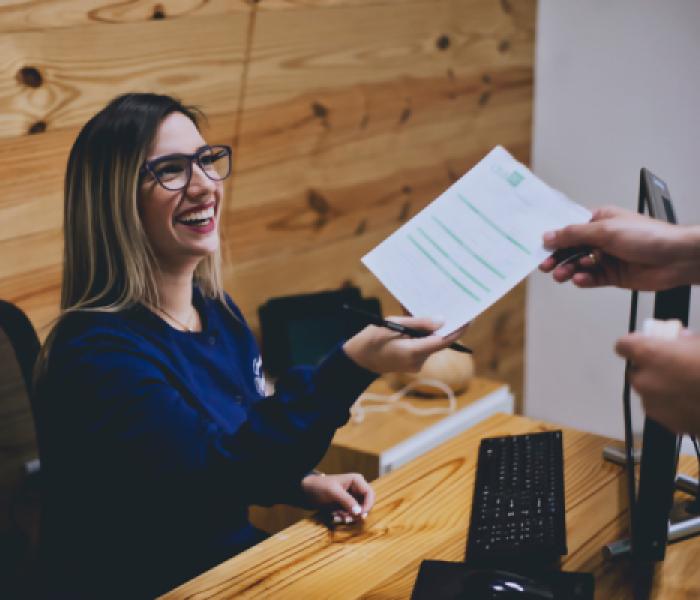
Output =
[{"x1": 601, "y1": 445, "x2": 700, "y2": 558}]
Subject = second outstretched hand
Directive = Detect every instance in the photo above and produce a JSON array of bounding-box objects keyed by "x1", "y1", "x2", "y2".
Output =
[
  {"x1": 342, "y1": 317, "x2": 467, "y2": 374},
  {"x1": 539, "y1": 205, "x2": 700, "y2": 291},
  {"x1": 615, "y1": 331, "x2": 700, "y2": 435}
]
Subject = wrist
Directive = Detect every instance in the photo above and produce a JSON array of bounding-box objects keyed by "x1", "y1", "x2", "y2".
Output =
[
  {"x1": 674, "y1": 225, "x2": 700, "y2": 285},
  {"x1": 342, "y1": 336, "x2": 374, "y2": 373},
  {"x1": 301, "y1": 469, "x2": 325, "y2": 486},
  {"x1": 678, "y1": 225, "x2": 700, "y2": 260}
]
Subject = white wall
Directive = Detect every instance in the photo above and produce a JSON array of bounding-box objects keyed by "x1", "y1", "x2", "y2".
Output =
[{"x1": 527, "y1": 1, "x2": 700, "y2": 441}]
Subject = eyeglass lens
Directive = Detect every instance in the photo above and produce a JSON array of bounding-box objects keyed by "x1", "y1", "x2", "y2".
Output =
[{"x1": 152, "y1": 146, "x2": 231, "y2": 191}]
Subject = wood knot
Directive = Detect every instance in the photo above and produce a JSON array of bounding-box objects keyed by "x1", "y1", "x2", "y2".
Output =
[
  {"x1": 28, "y1": 120, "x2": 47, "y2": 135},
  {"x1": 498, "y1": 39, "x2": 511, "y2": 53},
  {"x1": 308, "y1": 189, "x2": 330, "y2": 214},
  {"x1": 355, "y1": 219, "x2": 367, "y2": 236},
  {"x1": 399, "y1": 200, "x2": 411, "y2": 222},
  {"x1": 152, "y1": 4, "x2": 166, "y2": 19},
  {"x1": 311, "y1": 101, "x2": 328, "y2": 119},
  {"x1": 308, "y1": 189, "x2": 336, "y2": 229},
  {"x1": 436, "y1": 35, "x2": 450, "y2": 51},
  {"x1": 311, "y1": 102, "x2": 330, "y2": 129},
  {"x1": 17, "y1": 66, "x2": 43, "y2": 88}
]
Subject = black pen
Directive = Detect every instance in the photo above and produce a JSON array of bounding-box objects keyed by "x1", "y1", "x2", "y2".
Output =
[
  {"x1": 552, "y1": 245, "x2": 595, "y2": 267},
  {"x1": 342, "y1": 304, "x2": 473, "y2": 354}
]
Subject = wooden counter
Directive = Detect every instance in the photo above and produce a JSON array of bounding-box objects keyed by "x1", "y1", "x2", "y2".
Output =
[
  {"x1": 163, "y1": 414, "x2": 700, "y2": 599},
  {"x1": 249, "y1": 376, "x2": 511, "y2": 534},
  {"x1": 318, "y1": 376, "x2": 511, "y2": 480}
]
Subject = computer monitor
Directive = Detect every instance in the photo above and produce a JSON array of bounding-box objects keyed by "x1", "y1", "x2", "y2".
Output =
[{"x1": 622, "y1": 169, "x2": 689, "y2": 575}]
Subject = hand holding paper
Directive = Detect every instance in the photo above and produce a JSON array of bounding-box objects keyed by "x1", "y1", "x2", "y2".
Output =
[{"x1": 362, "y1": 146, "x2": 592, "y2": 335}]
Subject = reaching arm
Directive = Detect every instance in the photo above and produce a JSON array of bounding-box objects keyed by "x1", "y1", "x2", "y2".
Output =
[
  {"x1": 50, "y1": 332, "x2": 375, "y2": 508},
  {"x1": 539, "y1": 205, "x2": 700, "y2": 290}
]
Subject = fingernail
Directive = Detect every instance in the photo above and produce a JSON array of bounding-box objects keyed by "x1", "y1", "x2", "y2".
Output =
[
  {"x1": 351, "y1": 504, "x2": 361, "y2": 515},
  {"x1": 333, "y1": 515, "x2": 342, "y2": 524},
  {"x1": 344, "y1": 515, "x2": 353, "y2": 524},
  {"x1": 543, "y1": 231, "x2": 555, "y2": 246}
]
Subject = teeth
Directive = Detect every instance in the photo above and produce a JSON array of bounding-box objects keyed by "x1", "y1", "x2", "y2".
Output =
[{"x1": 177, "y1": 206, "x2": 215, "y2": 224}]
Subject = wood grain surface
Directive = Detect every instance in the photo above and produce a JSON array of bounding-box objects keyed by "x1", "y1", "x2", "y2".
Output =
[
  {"x1": 0, "y1": 1, "x2": 248, "y2": 33},
  {"x1": 162, "y1": 413, "x2": 700, "y2": 600},
  {"x1": 0, "y1": 16, "x2": 247, "y2": 139}
]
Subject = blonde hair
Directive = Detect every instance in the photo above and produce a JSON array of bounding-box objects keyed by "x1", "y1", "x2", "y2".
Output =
[{"x1": 36, "y1": 93, "x2": 228, "y2": 383}]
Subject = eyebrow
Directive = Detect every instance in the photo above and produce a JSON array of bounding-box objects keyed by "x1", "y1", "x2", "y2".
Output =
[{"x1": 148, "y1": 144, "x2": 209, "y2": 162}]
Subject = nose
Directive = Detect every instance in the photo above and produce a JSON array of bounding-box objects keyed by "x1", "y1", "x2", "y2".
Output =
[{"x1": 187, "y1": 161, "x2": 218, "y2": 195}]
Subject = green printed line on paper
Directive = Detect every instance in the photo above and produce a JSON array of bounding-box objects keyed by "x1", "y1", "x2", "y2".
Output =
[
  {"x1": 457, "y1": 193, "x2": 531, "y2": 255},
  {"x1": 418, "y1": 227, "x2": 488, "y2": 295},
  {"x1": 407, "y1": 234, "x2": 480, "y2": 302},
  {"x1": 432, "y1": 216, "x2": 506, "y2": 280}
]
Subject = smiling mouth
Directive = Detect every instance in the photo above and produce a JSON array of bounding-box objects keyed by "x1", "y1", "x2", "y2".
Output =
[{"x1": 174, "y1": 204, "x2": 216, "y2": 228}]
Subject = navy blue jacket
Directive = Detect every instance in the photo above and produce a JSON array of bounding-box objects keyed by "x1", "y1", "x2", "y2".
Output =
[{"x1": 34, "y1": 289, "x2": 376, "y2": 598}]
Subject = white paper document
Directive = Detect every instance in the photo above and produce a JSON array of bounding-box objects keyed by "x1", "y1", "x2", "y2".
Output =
[{"x1": 362, "y1": 146, "x2": 592, "y2": 335}]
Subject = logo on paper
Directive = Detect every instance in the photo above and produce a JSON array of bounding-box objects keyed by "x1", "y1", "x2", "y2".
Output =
[
  {"x1": 507, "y1": 171, "x2": 524, "y2": 187},
  {"x1": 490, "y1": 164, "x2": 524, "y2": 187}
]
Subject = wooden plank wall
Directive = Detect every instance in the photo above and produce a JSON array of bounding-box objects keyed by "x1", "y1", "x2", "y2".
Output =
[{"x1": 0, "y1": 0, "x2": 535, "y2": 406}]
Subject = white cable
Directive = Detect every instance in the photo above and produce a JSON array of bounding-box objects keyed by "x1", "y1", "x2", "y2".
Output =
[{"x1": 350, "y1": 378, "x2": 457, "y2": 424}]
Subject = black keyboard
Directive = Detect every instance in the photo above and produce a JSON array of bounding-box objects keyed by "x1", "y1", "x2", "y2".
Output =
[{"x1": 465, "y1": 430, "x2": 567, "y2": 568}]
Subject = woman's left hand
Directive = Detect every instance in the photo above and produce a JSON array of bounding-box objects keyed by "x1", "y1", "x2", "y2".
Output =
[{"x1": 301, "y1": 472, "x2": 375, "y2": 525}]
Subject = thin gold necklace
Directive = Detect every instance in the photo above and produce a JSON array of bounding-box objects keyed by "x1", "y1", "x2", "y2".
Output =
[{"x1": 150, "y1": 303, "x2": 196, "y2": 333}]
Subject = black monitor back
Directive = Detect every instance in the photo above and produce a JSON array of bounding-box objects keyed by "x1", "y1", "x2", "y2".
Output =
[{"x1": 632, "y1": 169, "x2": 688, "y2": 562}]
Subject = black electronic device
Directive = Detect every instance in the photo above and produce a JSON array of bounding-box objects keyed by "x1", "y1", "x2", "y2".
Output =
[
  {"x1": 410, "y1": 561, "x2": 594, "y2": 600},
  {"x1": 258, "y1": 286, "x2": 381, "y2": 377},
  {"x1": 460, "y1": 570, "x2": 555, "y2": 600},
  {"x1": 600, "y1": 168, "x2": 700, "y2": 599},
  {"x1": 465, "y1": 431, "x2": 567, "y2": 570},
  {"x1": 628, "y1": 169, "x2": 688, "y2": 563}
]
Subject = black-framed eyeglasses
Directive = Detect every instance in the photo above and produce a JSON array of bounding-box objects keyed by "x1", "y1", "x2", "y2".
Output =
[{"x1": 140, "y1": 144, "x2": 232, "y2": 191}]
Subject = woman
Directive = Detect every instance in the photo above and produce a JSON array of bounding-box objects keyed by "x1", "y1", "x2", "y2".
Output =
[{"x1": 34, "y1": 93, "x2": 463, "y2": 598}]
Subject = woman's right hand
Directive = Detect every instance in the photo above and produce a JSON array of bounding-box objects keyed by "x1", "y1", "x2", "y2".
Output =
[{"x1": 342, "y1": 317, "x2": 466, "y2": 374}]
